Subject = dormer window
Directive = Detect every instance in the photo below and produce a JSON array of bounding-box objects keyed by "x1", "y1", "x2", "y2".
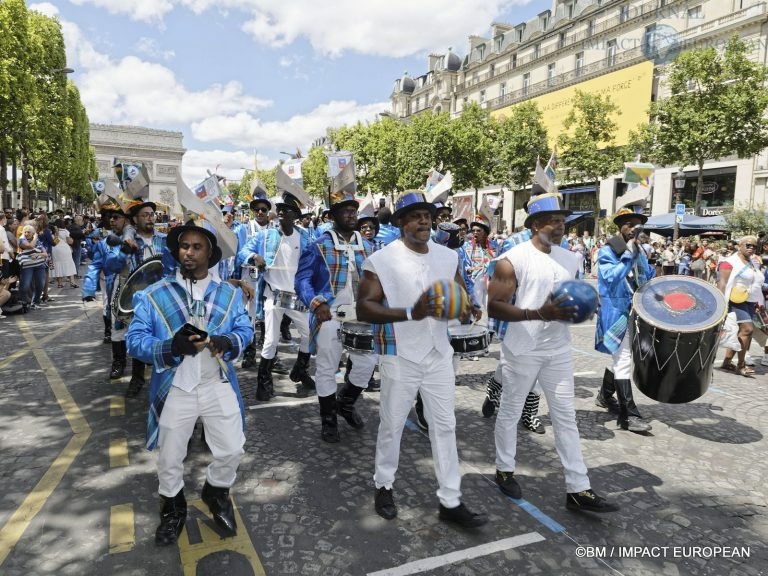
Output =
[
  {"x1": 495, "y1": 35, "x2": 504, "y2": 52},
  {"x1": 517, "y1": 27, "x2": 524, "y2": 42},
  {"x1": 541, "y1": 14, "x2": 549, "y2": 31},
  {"x1": 478, "y1": 44, "x2": 485, "y2": 60}
]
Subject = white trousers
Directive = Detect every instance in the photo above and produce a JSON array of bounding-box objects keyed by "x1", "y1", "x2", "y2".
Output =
[
  {"x1": 314, "y1": 320, "x2": 377, "y2": 397},
  {"x1": 495, "y1": 352, "x2": 590, "y2": 493},
  {"x1": 493, "y1": 359, "x2": 541, "y2": 395},
  {"x1": 610, "y1": 331, "x2": 632, "y2": 380},
  {"x1": 157, "y1": 379, "x2": 245, "y2": 497},
  {"x1": 374, "y1": 348, "x2": 462, "y2": 508},
  {"x1": 261, "y1": 291, "x2": 311, "y2": 359}
]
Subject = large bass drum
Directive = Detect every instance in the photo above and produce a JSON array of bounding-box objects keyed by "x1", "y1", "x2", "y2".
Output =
[
  {"x1": 114, "y1": 256, "x2": 165, "y2": 323},
  {"x1": 630, "y1": 275, "x2": 726, "y2": 403}
]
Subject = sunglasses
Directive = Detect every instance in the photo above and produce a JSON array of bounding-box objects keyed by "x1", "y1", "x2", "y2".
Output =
[{"x1": 253, "y1": 207, "x2": 269, "y2": 213}]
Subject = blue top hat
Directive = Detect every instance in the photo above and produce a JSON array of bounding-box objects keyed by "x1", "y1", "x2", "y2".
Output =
[
  {"x1": 249, "y1": 192, "x2": 272, "y2": 211},
  {"x1": 524, "y1": 192, "x2": 571, "y2": 229},
  {"x1": 392, "y1": 190, "x2": 437, "y2": 224}
]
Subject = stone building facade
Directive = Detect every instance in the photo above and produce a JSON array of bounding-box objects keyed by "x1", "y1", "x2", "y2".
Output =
[{"x1": 388, "y1": 0, "x2": 768, "y2": 231}]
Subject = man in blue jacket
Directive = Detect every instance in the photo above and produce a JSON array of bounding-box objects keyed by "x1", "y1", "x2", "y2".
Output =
[{"x1": 595, "y1": 208, "x2": 655, "y2": 433}]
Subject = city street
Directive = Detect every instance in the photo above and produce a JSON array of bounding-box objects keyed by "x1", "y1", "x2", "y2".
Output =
[{"x1": 0, "y1": 284, "x2": 766, "y2": 576}]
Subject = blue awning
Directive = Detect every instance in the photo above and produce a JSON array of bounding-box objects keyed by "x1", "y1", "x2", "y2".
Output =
[{"x1": 560, "y1": 186, "x2": 596, "y2": 195}]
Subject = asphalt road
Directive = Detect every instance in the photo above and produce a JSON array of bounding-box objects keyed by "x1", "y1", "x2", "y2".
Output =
[{"x1": 0, "y1": 282, "x2": 766, "y2": 576}]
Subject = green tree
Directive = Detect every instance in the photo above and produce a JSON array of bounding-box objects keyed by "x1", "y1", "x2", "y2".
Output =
[
  {"x1": 447, "y1": 102, "x2": 495, "y2": 193},
  {"x1": 557, "y1": 90, "x2": 624, "y2": 235},
  {"x1": 396, "y1": 111, "x2": 453, "y2": 189},
  {"x1": 629, "y1": 35, "x2": 768, "y2": 215},
  {"x1": 490, "y1": 101, "x2": 549, "y2": 192},
  {"x1": 301, "y1": 145, "x2": 330, "y2": 203},
  {"x1": 363, "y1": 117, "x2": 404, "y2": 199},
  {"x1": 723, "y1": 204, "x2": 767, "y2": 237}
]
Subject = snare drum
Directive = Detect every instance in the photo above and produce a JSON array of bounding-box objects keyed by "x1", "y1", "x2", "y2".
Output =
[
  {"x1": 339, "y1": 321, "x2": 374, "y2": 353},
  {"x1": 630, "y1": 275, "x2": 726, "y2": 403},
  {"x1": 272, "y1": 289, "x2": 307, "y2": 312},
  {"x1": 113, "y1": 256, "x2": 165, "y2": 324},
  {"x1": 448, "y1": 324, "x2": 489, "y2": 356}
]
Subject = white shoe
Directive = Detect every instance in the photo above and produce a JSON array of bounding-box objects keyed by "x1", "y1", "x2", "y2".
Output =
[
  {"x1": 745, "y1": 353, "x2": 755, "y2": 366},
  {"x1": 761, "y1": 356, "x2": 768, "y2": 367}
]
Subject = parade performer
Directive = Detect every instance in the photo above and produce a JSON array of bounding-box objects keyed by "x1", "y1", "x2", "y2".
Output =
[
  {"x1": 595, "y1": 208, "x2": 654, "y2": 433},
  {"x1": 487, "y1": 191, "x2": 619, "y2": 513},
  {"x1": 295, "y1": 189, "x2": 377, "y2": 443},
  {"x1": 241, "y1": 193, "x2": 273, "y2": 367},
  {"x1": 123, "y1": 200, "x2": 168, "y2": 398},
  {"x1": 126, "y1": 222, "x2": 253, "y2": 546},
  {"x1": 237, "y1": 193, "x2": 315, "y2": 400},
  {"x1": 82, "y1": 197, "x2": 133, "y2": 379},
  {"x1": 357, "y1": 190, "x2": 487, "y2": 528}
]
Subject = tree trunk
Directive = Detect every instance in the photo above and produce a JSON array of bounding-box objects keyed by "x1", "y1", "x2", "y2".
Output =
[
  {"x1": 694, "y1": 159, "x2": 705, "y2": 216},
  {"x1": 0, "y1": 150, "x2": 7, "y2": 210},
  {"x1": 593, "y1": 179, "x2": 600, "y2": 238}
]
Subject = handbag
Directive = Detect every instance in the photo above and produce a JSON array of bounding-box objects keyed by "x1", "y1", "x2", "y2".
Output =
[{"x1": 728, "y1": 263, "x2": 751, "y2": 304}]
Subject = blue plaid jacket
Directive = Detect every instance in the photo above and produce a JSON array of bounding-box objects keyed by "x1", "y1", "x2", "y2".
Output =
[
  {"x1": 295, "y1": 230, "x2": 373, "y2": 353},
  {"x1": 125, "y1": 275, "x2": 253, "y2": 450}
]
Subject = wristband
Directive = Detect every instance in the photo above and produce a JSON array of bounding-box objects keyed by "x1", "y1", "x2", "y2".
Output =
[
  {"x1": 536, "y1": 308, "x2": 546, "y2": 321},
  {"x1": 405, "y1": 307, "x2": 413, "y2": 321}
]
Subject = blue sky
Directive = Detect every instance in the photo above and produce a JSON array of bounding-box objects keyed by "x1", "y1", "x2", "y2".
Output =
[{"x1": 32, "y1": 0, "x2": 551, "y2": 185}]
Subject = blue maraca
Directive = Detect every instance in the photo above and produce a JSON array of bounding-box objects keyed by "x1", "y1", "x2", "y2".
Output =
[{"x1": 552, "y1": 280, "x2": 599, "y2": 323}]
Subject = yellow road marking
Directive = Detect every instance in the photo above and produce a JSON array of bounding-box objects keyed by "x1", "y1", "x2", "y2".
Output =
[
  {"x1": 110, "y1": 396, "x2": 125, "y2": 417},
  {"x1": 0, "y1": 313, "x2": 88, "y2": 370},
  {"x1": 178, "y1": 500, "x2": 265, "y2": 576},
  {"x1": 109, "y1": 438, "x2": 129, "y2": 468},
  {"x1": 0, "y1": 319, "x2": 92, "y2": 566},
  {"x1": 109, "y1": 504, "x2": 135, "y2": 554}
]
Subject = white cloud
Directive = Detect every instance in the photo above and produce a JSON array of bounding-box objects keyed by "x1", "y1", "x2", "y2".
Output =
[
  {"x1": 278, "y1": 56, "x2": 294, "y2": 68},
  {"x1": 182, "y1": 149, "x2": 278, "y2": 188},
  {"x1": 135, "y1": 37, "x2": 176, "y2": 61},
  {"x1": 191, "y1": 100, "x2": 390, "y2": 150},
  {"x1": 68, "y1": 0, "x2": 174, "y2": 23}
]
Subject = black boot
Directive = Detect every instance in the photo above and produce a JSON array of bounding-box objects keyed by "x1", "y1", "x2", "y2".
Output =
[
  {"x1": 614, "y1": 379, "x2": 652, "y2": 433},
  {"x1": 289, "y1": 351, "x2": 315, "y2": 397},
  {"x1": 256, "y1": 356, "x2": 274, "y2": 401},
  {"x1": 254, "y1": 320, "x2": 265, "y2": 350},
  {"x1": 343, "y1": 357, "x2": 352, "y2": 380},
  {"x1": 337, "y1": 380, "x2": 365, "y2": 429},
  {"x1": 520, "y1": 392, "x2": 545, "y2": 434},
  {"x1": 595, "y1": 368, "x2": 619, "y2": 413},
  {"x1": 125, "y1": 359, "x2": 146, "y2": 398},
  {"x1": 241, "y1": 337, "x2": 258, "y2": 370},
  {"x1": 201, "y1": 481, "x2": 237, "y2": 535},
  {"x1": 481, "y1": 375, "x2": 502, "y2": 418},
  {"x1": 103, "y1": 315, "x2": 112, "y2": 344},
  {"x1": 319, "y1": 394, "x2": 340, "y2": 443},
  {"x1": 280, "y1": 315, "x2": 293, "y2": 343},
  {"x1": 271, "y1": 354, "x2": 290, "y2": 375},
  {"x1": 110, "y1": 341, "x2": 126, "y2": 379},
  {"x1": 155, "y1": 490, "x2": 187, "y2": 546}
]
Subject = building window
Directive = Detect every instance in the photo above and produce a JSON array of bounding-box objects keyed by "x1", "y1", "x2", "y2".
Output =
[
  {"x1": 489, "y1": 63, "x2": 495, "y2": 78},
  {"x1": 607, "y1": 39, "x2": 618, "y2": 66},
  {"x1": 587, "y1": 19, "x2": 594, "y2": 37},
  {"x1": 478, "y1": 44, "x2": 485, "y2": 60},
  {"x1": 415, "y1": 96, "x2": 420, "y2": 110},
  {"x1": 472, "y1": 71, "x2": 479, "y2": 85},
  {"x1": 541, "y1": 14, "x2": 549, "y2": 31},
  {"x1": 500, "y1": 82, "x2": 506, "y2": 98},
  {"x1": 517, "y1": 28, "x2": 524, "y2": 42},
  {"x1": 566, "y1": 1, "x2": 575, "y2": 19},
  {"x1": 559, "y1": 32, "x2": 567, "y2": 49},
  {"x1": 533, "y1": 43, "x2": 540, "y2": 59},
  {"x1": 619, "y1": 4, "x2": 629, "y2": 23},
  {"x1": 548, "y1": 63, "x2": 556, "y2": 86},
  {"x1": 523, "y1": 73, "x2": 530, "y2": 95},
  {"x1": 495, "y1": 35, "x2": 504, "y2": 52},
  {"x1": 511, "y1": 54, "x2": 517, "y2": 69},
  {"x1": 462, "y1": 96, "x2": 468, "y2": 110},
  {"x1": 687, "y1": 5, "x2": 702, "y2": 27},
  {"x1": 575, "y1": 52, "x2": 584, "y2": 76},
  {"x1": 480, "y1": 90, "x2": 486, "y2": 104}
]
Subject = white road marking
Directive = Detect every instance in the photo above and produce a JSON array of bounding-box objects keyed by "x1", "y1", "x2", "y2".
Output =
[{"x1": 366, "y1": 532, "x2": 545, "y2": 576}]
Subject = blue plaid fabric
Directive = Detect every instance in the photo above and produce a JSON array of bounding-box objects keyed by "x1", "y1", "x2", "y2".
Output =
[{"x1": 126, "y1": 275, "x2": 253, "y2": 450}]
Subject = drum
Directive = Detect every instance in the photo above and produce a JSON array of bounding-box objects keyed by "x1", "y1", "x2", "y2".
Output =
[
  {"x1": 272, "y1": 289, "x2": 307, "y2": 312},
  {"x1": 114, "y1": 256, "x2": 165, "y2": 323},
  {"x1": 339, "y1": 321, "x2": 374, "y2": 353},
  {"x1": 448, "y1": 324, "x2": 489, "y2": 356},
  {"x1": 630, "y1": 275, "x2": 727, "y2": 403}
]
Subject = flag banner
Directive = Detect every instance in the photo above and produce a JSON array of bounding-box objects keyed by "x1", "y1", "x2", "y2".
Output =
[
  {"x1": 325, "y1": 151, "x2": 353, "y2": 179},
  {"x1": 283, "y1": 157, "x2": 305, "y2": 188},
  {"x1": 248, "y1": 178, "x2": 269, "y2": 202},
  {"x1": 331, "y1": 157, "x2": 356, "y2": 195},
  {"x1": 544, "y1": 149, "x2": 558, "y2": 183},
  {"x1": 623, "y1": 162, "x2": 655, "y2": 185},
  {"x1": 452, "y1": 195, "x2": 474, "y2": 225},
  {"x1": 276, "y1": 166, "x2": 315, "y2": 208},
  {"x1": 176, "y1": 175, "x2": 238, "y2": 260},
  {"x1": 192, "y1": 174, "x2": 222, "y2": 205},
  {"x1": 534, "y1": 159, "x2": 555, "y2": 194},
  {"x1": 90, "y1": 180, "x2": 106, "y2": 196},
  {"x1": 425, "y1": 171, "x2": 453, "y2": 204},
  {"x1": 425, "y1": 167, "x2": 444, "y2": 192},
  {"x1": 478, "y1": 196, "x2": 495, "y2": 228},
  {"x1": 485, "y1": 194, "x2": 502, "y2": 211},
  {"x1": 358, "y1": 188, "x2": 376, "y2": 218},
  {"x1": 113, "y1": 159, "x2": 150, "y2": 199}
]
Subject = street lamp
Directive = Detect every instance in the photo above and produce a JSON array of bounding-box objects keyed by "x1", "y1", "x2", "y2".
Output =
[{"x1": 673, "y1": 168, "x2": 686, "y2": 241}]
